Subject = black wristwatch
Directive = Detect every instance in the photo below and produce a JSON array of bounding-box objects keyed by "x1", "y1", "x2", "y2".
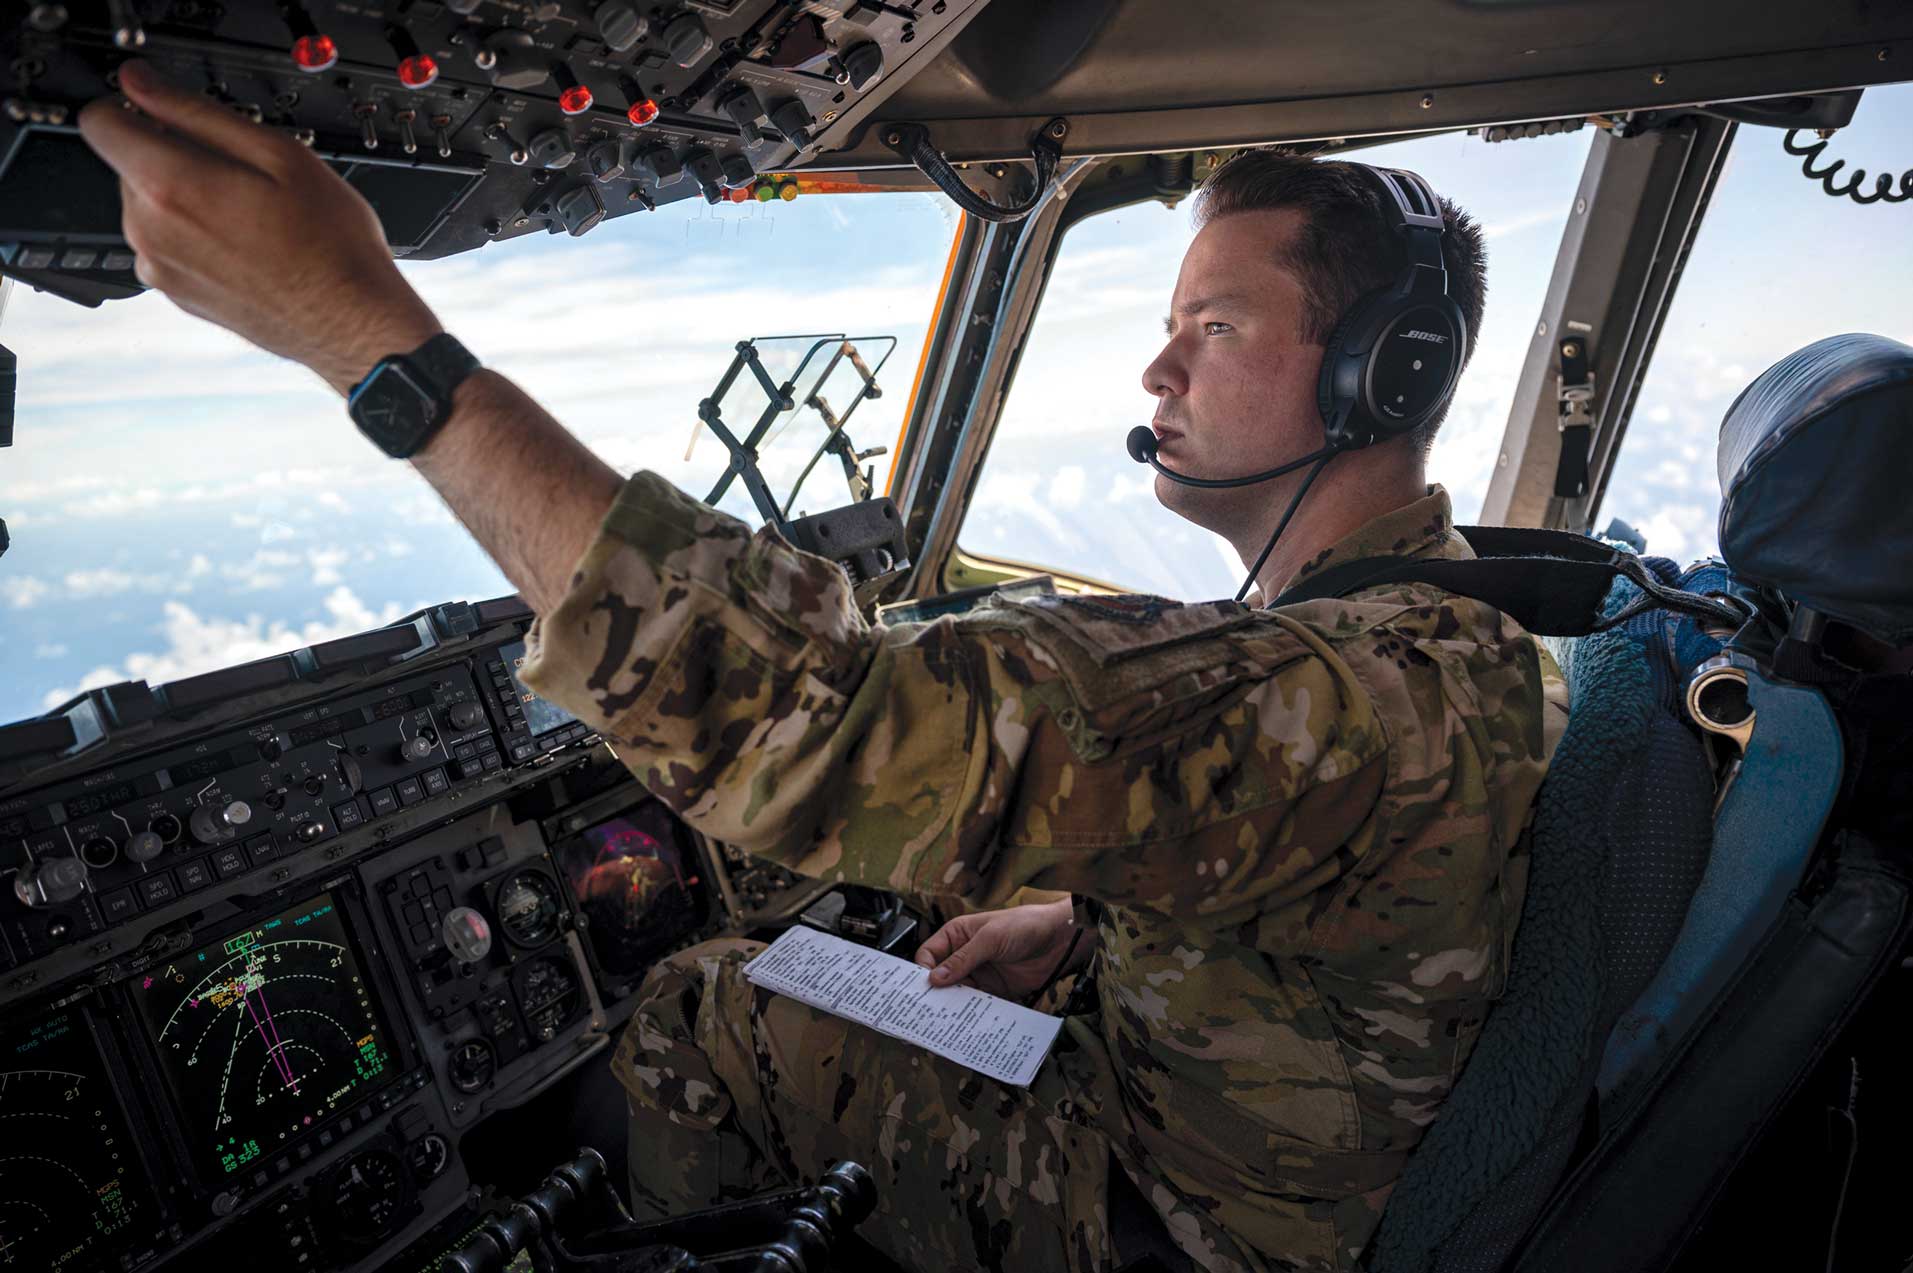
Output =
[{"x1": 347, "y1": 332, "x2": 482, "y2": 458}]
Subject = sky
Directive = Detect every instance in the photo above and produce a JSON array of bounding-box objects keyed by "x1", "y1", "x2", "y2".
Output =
[{"x1": 2, "y1": 84, "x2": 1909, "y2": 725}]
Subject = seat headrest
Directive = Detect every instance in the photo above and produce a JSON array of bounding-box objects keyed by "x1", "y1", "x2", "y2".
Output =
[{"x1": 1717, "y1": 333, "x2": 1913, "y2": 644}]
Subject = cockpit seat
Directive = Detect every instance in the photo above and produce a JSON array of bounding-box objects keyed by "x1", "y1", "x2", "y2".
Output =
[{"x1": 1364, "y1": 334, "x2": 1913, "y2": 1273}]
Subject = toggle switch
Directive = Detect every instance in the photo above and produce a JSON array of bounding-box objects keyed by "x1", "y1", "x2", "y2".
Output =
[
  {"x1": 618, "y1": 75, "x2": 659, "y2": 127},
  {"x1": 552, "y1": 62, "x2": 593, "y2": 116},
  {"x1": 284, "y1": 2, "x2": 338, "y2": 73},
  {"x1": 387, "y1": 24, "x2": 440, "y2": 89},
  {"x1": 354, "y1": 101, "x2": 380, "y2": 151}
]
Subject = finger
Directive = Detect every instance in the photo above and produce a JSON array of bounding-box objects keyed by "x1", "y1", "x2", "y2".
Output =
[
  {"x1": 929, "y1": 927, "x2": 999, "y2": 986},
  {"x1": 79, "y1": 92, "x2": 246, "y2": 197},
  {"x1": 117, "y1": 60, "x2": 294, "y2": 177},
  {"x1": 914, "y1": 917, "x2": 969, "y2": 968}
]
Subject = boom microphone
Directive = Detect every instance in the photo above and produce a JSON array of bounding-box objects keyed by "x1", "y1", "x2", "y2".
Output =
[
  {"x1": 1125, "y1": 424, "x2": 1337, "y2": 489},
  {"x1": 1124, "y1": 424, "x2": 1339, "y2": 605}
]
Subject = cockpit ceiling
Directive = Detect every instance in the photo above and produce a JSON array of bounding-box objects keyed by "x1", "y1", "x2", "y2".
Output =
[{"x1": 823, "y1": 0, "x2": 1913, "y2": 166}]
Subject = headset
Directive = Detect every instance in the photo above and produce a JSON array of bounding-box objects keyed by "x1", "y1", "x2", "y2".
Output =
[{"x1": 1126, "y1": 162, "x2": 1470, "y2": 601}]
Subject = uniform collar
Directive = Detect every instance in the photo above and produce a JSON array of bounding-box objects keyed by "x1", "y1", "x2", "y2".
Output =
[{"x1": 1268, "y1": 484, "x2": 1466, "y2": 600}]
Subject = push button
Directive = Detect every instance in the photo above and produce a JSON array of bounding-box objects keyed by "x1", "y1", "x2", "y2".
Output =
[
  {"x1": 333, "y1": 800, "x2": 364, "y2": 831},
  {"x1": 177, "y1": 859, "x2": 214, "y2": 892},
  {"x1": 368, "y1": 787, "x2": 398, "y2": 816},
  {"x1": 98, "y1": 887, "x2": 140, "y2": 922},
  {"x1": 212, "y1": 846, "x2": 249, "y2": 878},
  {"x1": 395, "y1": 777, "x2": 424, "y2": 806},
  {"x1": 137, "y1": 873, "x2": 179, "y2": 907}
]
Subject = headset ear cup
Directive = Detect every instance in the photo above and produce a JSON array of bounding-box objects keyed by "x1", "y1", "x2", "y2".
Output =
[{"x1": 1316, "y1": 308, "x2": 1360, "y2": 437}]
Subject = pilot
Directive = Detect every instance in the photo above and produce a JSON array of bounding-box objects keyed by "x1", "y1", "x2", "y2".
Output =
[{"x1": 79, "y1": 63, "x2": 1567, "y2": 1273}]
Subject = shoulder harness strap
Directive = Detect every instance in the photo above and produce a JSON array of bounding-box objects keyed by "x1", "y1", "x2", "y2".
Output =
[{"x1": 1271, "y1": 526, "x2": 1747, "y2": 637}]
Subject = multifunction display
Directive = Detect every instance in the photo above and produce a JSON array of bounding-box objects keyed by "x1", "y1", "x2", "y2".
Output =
[
  {"x1": 130, "y1": 893, "x2": 397, "y2": 1180},
  {"x1": 0, "y1": 1004, "x2": 162, "y2": 1272},
  {"x1": 555, "y1": 805, "x2": 710, "y2": 979},
  {"x1": 498, "y1": 640, "x2": 580, "y2": 739}
]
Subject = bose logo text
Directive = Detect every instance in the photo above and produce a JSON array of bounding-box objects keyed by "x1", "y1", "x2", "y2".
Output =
[{"x1": 1401, "y1": 330, "x2": 1449, "y2": 344}]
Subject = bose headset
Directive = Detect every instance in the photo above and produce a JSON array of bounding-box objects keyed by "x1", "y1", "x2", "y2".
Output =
[{"x1": 1126, "y1": 162, "x2": 1470, "y2": 602}]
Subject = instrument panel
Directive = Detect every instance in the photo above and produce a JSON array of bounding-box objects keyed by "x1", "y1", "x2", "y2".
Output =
[
  {"x1": 0, "y1": 0, "x2": 992, "y2": 309},
  {"x1": 0, "y1": 596, "x2": 833, "y2": 1272}
]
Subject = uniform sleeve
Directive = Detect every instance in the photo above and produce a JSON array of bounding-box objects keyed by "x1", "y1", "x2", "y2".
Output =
[{"x1": 519, "y1": 473, "x2": 1389, "y2": 927}]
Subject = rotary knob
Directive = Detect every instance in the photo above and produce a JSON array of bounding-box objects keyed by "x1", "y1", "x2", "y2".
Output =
[
  {"x1": 660, "y1": 13, "x2": 712, "y2": 67},
  {"x1": 447, "y1": 702, "x2": 486, "y2": 730},
  {"x1": 398, "y1": 735, "x2": 436, "y2": 764},
  {"x1": 477, "y1": 29, "x2": 549, "y2": 91},
  {"x1": 125, "y1": 830, "x2": 165, "y2": 864},
  {"x1": 14, "y1": 856, "x2": 87, "y2": 907},
  {"x1": 189, "y1": 799, "x2": 252, "y2": 845}
]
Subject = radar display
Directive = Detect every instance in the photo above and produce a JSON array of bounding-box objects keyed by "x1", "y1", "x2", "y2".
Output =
[
  {"x1": 0, "y1": 1004, "x2": 161, "y2": 1272},
  {"x1": 129, "y1": 893, "x2": 398, "y2": 1181}
]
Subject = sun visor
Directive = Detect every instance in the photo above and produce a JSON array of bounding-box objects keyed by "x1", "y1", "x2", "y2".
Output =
[{"x1": 1717, "y1": 333, "x2": 1913, "y2": 643}]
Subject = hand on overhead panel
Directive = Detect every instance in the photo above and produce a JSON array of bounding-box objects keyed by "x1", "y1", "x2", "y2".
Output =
[
  {"x1": 912, "y1": 897, "x2": 1093, "y2": 1002},
  {"x1": 77, "y1": 60, "x2": 443, "y2": 396}
]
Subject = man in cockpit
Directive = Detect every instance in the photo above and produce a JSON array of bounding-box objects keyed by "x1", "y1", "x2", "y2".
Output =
[{"x1": 80, "y1": 63, "x2": 1566, "y2": 1273}]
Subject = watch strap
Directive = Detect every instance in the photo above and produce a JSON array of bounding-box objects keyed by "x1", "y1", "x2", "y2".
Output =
[{"x1": 406, "y1": 332, "x2": 481, "y2": 401}]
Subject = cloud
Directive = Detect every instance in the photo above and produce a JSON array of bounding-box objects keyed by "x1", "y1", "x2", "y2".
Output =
[
  {"x1": 3, "y1": 576, "x2": 51, "y2": 608},
  {"x1": 33, "y1": 643, "x2": 68, "y2": 659},
  {"x1": 308, "y1": 547, "x2": 349, "y2": 587},
  {"x1": 38, "y1": 586, "x2": 407, "y2": 711}
]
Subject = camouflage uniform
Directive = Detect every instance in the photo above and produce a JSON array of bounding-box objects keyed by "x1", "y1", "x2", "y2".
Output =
[{"x1": 520, "y1": 474, "x2": 1570, "y2": 1272}]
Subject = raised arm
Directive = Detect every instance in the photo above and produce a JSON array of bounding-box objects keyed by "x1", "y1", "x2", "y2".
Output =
[
  {"x1": 76, "y1": 61, "x2": 618, "y2": 616},
  {"x1": 78, "y1": 60, "x2": 1391, "y2": 931}
]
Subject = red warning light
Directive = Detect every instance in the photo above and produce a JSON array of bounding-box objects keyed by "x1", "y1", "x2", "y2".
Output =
[
  {"x1": 291, "y1": 34, "x2": 339, "y2": 73},
  {"x1": 725, "y1": 185, "x2": 752, "y2": 203},
  {"x1": 396, "y1": 54, "x2": 439, "y2": 89},
  {"x1": 626, "y1": 98, "x2": 660, "y2": 127},
  {"x1": 559, "y1": 85, "x2": 594, "y2": 116}
]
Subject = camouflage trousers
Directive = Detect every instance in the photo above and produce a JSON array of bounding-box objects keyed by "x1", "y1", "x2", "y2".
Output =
[{"x1": 615, "y1": 937, "x2": 1117, "y2": 1273}]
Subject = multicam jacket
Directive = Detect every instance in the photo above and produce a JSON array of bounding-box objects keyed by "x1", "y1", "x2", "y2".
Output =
[{"x1": 520, "y1": 474, "x2": 1570, "y2": 1271}]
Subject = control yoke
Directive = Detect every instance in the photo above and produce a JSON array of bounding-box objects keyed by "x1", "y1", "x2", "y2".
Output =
[{"x1": 445, "y1": 1147, "x2": 877, "y2": 1273}]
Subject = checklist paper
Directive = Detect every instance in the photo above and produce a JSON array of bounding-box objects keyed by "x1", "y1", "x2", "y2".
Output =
[{"x1": 744, "y1": 924, "x2": 1065, "y2": 1087}]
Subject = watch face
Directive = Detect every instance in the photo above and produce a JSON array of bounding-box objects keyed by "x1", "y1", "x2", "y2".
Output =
[{"x1": 351, "y1": 360, "x2": 441, "y2": 455}]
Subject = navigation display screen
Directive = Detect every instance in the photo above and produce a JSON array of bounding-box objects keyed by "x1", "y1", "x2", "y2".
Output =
[
  {"x1": 0, "y1": 1005, "x2": 163, "y2": 1272},
  {"x1": 499, "y1": 639, "x2": 579, "y2": 737},
  {"x1": 554, "y1": 804, "x2": 709, "y2": 980},
  {"x1": 129, "y1": 892, "x2": 398, "y2": 1181}
]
